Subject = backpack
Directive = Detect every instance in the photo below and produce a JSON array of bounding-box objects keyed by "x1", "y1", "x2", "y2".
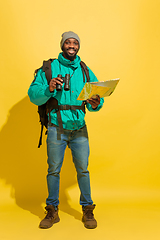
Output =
[{"x1": 34, "y1": 58, "x2": 90, "y2": 148}]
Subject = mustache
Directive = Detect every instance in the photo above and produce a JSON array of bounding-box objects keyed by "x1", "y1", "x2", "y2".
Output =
[{"x1": 67, "y1": 47, "x2": 76, "y2": 51}]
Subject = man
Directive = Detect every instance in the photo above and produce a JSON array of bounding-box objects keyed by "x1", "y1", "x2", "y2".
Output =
[{"x1": 28, "y1": 31, "x2": 104, "y2": 229}]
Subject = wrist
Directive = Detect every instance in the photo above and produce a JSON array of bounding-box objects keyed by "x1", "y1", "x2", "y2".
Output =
[{"x1": 49, "y1": 87, "x2": 55, "y2": 93}]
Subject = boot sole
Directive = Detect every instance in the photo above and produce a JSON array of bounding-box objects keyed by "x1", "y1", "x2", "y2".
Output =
[
  {"x1": 82, "y1": 217, "x2": 97, "y2": 229},
  {"x1": 39, "y1": 216, "x2": 60, "y2": 229}
]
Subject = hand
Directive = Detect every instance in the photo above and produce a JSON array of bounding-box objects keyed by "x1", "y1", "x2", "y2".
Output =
[
  {"x1": 87, "y1": 95, "x2": 100, "y2": 109},
  {"x1": 49, "y1": 77, "x2": 63, "y2": 92}
]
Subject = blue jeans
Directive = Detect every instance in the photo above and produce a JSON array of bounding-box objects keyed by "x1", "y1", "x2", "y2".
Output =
[{"x1": 46, "y1": 124, "x2": 93, "y2": 207}]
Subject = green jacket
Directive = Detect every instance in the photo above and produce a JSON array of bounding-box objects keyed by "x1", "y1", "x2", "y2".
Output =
[{"x1": 28, "y1": 53, "x2": 104, "y2": 130}]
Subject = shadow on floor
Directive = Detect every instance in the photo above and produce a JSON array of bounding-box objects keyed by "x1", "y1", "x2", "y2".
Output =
[{"x1": 0, "y1": 96, "x2": 81, "y2": 220}]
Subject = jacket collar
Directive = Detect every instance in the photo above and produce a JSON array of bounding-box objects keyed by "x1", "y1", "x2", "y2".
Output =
[{"x1": 58, "y1": 52, "x2": 81, "y2": 69}]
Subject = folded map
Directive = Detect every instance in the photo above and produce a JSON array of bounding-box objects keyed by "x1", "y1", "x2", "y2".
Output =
[{"x1": 77, "y1": 78, "x2": 120, "y2": 100}]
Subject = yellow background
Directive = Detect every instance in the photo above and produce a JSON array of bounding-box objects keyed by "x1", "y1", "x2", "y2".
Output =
[{"x1": 0, "y1": 0, "x2": 160, "y2": 239}]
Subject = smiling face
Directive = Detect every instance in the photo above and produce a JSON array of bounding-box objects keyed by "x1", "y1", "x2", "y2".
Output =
[{"x1": 62, "y1": 38, "x2": 79, "y2": 61}]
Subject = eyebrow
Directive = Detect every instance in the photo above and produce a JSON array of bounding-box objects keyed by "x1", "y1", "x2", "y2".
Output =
[{"x1": 65, "y1": 39, "x2": 78, "y2": 43}]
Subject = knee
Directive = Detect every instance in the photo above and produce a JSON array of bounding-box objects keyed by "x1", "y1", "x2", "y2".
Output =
[
  {"x1": 47, "y1": 163, "x2": 61, "y2": 176},
  {"x1": 77, "y1": 164, "x2": 89, "y2": 175}
]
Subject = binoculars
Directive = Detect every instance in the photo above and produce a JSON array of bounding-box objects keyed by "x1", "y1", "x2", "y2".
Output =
[{"x1": 56, "y1": 74, "x2": 70, "y2": 91}]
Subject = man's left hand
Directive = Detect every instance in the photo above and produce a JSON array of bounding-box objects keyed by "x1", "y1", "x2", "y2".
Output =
[{"x1": 87, "y1": 95, "x2": 100, "y2": 109}]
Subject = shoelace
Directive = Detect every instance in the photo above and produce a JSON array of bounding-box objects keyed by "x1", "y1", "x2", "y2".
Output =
[
  {"x1": 44, "y1": 210, "x2": 54, "y2": 219},
  {"x1": 85, "y1": 210, "x2": 94, "y2": 219}
]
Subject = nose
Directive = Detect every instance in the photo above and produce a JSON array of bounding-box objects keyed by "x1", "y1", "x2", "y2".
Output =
[{"x1": 68, "y1": 42, "x2": 75, "y2": 48}]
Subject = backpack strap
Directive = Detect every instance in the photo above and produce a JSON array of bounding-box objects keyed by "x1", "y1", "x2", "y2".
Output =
[
  {"x1": 46, "y1": 97, "x2": 86, "y2": 134},
  {"x1": 56, "y1": 103, "x2": 86, "y2": 134},
  {"x1": 35, "y1": 59, "x2": 90, "y2": 82},
  {"x1": 38, "y1": 124, "x2": 44, "y2": 148},
  {"x1": 80, "y1": 61, "x2": 90, "y2": 83},
  {"x1": 43, "y1": 58, "x2": 56, "y2": 84},
  {"x1": 37, "y1": 58, "x2": 56, "y2": 148}
]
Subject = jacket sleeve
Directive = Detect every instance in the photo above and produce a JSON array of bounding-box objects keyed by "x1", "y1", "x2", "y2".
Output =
[
  {"x1": 86, "y1": 67, "x2": 104, "y2": 112},
  {"x1": 28, "y1": 68, "x2": 56, "y2": 106}
]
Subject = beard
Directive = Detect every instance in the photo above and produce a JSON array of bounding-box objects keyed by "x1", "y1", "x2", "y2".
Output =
[{"x1": 62, "y1": 47, "x2": 79, "y2": 61}]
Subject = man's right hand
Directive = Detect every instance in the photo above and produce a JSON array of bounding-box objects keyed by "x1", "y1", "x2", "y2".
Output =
[{"x1": 49, "y1": 77, "x2": 63, "y2": 92}]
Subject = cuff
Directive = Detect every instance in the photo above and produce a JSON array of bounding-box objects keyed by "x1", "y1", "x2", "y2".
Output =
[{"x1": 45, "y1": 86, "x2": 55, "y2": 97}]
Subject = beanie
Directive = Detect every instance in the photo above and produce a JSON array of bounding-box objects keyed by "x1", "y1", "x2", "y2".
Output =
[{"x1": 60, "y1": 31, "x2": 80, "y2": 50}]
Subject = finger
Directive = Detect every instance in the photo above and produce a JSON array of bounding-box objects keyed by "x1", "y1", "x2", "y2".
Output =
[
  {"x1": 96, "y1": 95, "x2": 100, "y2": 101},
  {"x1": 93, "y1": 96, "x2": 100, "y2": 104},
  {"x1": 55, "y1": 77, "x2": 63, "y2": 83},
  {"x1": 87, "y1": 99, "x2": 99, "y2": 108},
  {"x1": 50, "y1": 77, "x2": 63, "y2": 83},
  {"x1": 87, "y1": 100, "x2": 97, "y2": 107},
  {"x1": 89, "y1": 99, "x2": 98, "y2": 104},
  {"x1": 55, "y1": 79, "x2": 63, "y2": 85},
  {"x1": 50, "y1": 79, "x2": 63, "y2": 86}
]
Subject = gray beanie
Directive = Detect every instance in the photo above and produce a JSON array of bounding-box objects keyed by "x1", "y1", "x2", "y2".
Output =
[{"x1": 60, "y1": 31, "x2": 80, "y2": 50}]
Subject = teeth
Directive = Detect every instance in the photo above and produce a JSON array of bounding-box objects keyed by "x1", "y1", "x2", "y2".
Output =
[
  {"x1": 68, "y1": 49, "x2": 75, "y2": 54},
  {"x1": 69, "y1": 52, "x2": 74, "y2": 54}
]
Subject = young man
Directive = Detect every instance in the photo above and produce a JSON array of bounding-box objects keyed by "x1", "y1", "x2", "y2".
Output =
[{"x1": 28, "y1": 31, "x2": 104, "y2": 229}]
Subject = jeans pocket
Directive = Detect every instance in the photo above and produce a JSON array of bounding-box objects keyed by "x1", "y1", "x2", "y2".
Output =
[{"x1": 78, "y1": 125, "x2": 89, "y2": 139}]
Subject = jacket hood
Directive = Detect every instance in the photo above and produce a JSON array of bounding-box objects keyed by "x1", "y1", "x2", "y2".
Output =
[{"x1": 58, "y1": 52, "x2": 81, "y2": 70}]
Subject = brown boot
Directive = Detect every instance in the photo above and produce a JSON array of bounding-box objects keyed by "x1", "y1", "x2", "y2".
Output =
[
  {"x1": 39, "y1": 205, "x2": 60, "y2": 229},
  {"x1": 82, "y1": 204, "x2": 97, "y2": 229}
]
